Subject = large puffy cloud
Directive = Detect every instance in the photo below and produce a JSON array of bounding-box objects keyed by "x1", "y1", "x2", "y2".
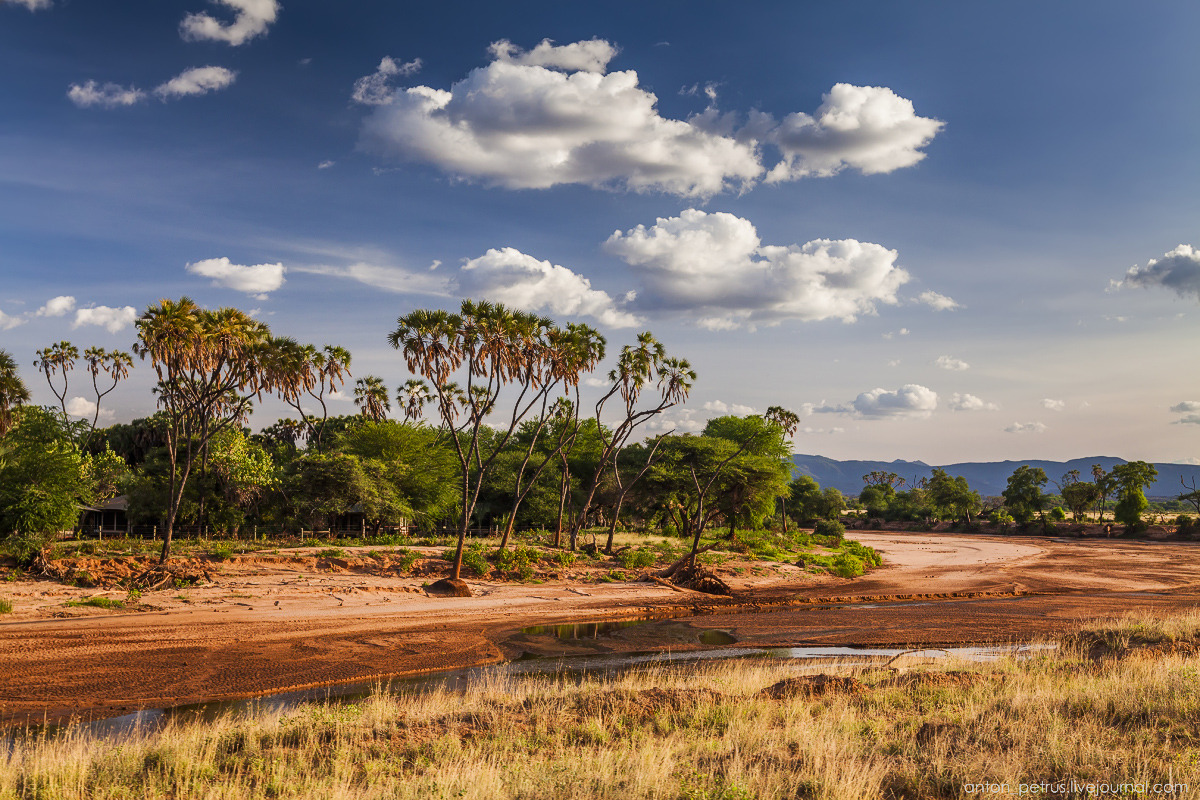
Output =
[
  {"x1": 36, "y1": 295, "x2": 76, "y2": 317},
  {"x1": 603, "y1": 208, "x2": 910, "y2": 327},
  {"x1": 67, "y1": 81, "x2": 145, "y2": 108},
  {"x1": 948, "y1": 393, "x2": 998, "y2": 412},
  {"x1": 180, "y1": 0, "x2": 279, "y2": 46},
  {"x1": 187, "y1": 257, "x2": 285, "y2": 298},
  {"x1": 456, "y1": 247, "x2": 639, "y2": 328},
  {"x1": 358, "y1": 49, "x2": 764, "y2": 197},
  {"x1": 73, "y1": 306, "x2": 137, "y2": 333},
  {"x1": 356, "y1": 43, "x2": 941, "y2": 197},
  {"x1": 154, "y1": 66, "x2": 237, "y2": 99},
  {"x1": 1113, "y1": 245, "x2": 1200, "y2": 302},
  {"x1": 764, "y1": 84, "x2": 944, "y2": 182}
]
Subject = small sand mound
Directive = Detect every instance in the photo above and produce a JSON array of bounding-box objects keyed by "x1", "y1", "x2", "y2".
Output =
[
  {"x1": 759, "y1": 674, "x2": 866, "y2": 699},
  {"x1": 426, "y1": 578, "x2": 472, "y2": 597}
]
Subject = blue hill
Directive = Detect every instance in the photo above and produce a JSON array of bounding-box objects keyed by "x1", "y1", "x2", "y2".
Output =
[{"x1": 791, "y1": 455, "x2": 1200, "y2": 499}]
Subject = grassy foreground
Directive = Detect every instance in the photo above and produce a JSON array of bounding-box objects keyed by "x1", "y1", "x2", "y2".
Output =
[{"x1": 5, "y1": 614, "x2": 1200, "y2": 800}]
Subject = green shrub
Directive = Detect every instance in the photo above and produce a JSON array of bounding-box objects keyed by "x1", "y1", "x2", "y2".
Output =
[
  {"x1": 315, "y1": 548, "x2": 346, "y2": 559},
  {"x1": 1174, "y1": 515, "x2": 1193, "y2": 533},
  {"x1": 0, "y1": 599, "x2": 11, "y2": 614},
  {"x1": 813, "y1": 519, "x2": 845, "y2": 544},
  {"x1": 554, "y1": 550, "x2": 576, "y2": 567},
  {"x1": 394, "y1": 548, "x2": 419, "y2": 573},
  {"x1": 462, "y1": 543, "x2": 491, "y2": 577},
  {"x1": 829, "y1": 553, "x2": 864, "y2": 579},
  {"x1": 65, "y1": 596, "x2": 123, "y2": 609},
  {"x1": 840, "y1": 539, "x2": 882, "y2": 567},
  {"x1": 1049, "y1": 506, "x2": 1067, "y2": 522},
  {"x1": 210, "y1": 544, "x2": 234, "y2": 561},
  {"x1": 494, "y1": 544, "x2": 539, "y2": 581},
  {"x1": 619, "y1": 548, "x2": 656, "y2": 569}
]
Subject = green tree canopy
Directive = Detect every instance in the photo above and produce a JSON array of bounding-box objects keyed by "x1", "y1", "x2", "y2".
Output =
[{"x1": 1002, "y1": 465, "x2": 1048, "y2": 523}]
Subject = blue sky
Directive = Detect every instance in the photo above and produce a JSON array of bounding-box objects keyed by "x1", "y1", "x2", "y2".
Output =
[{"x1": 2, "y1": 0, "x2": 1199, "y2": 464}]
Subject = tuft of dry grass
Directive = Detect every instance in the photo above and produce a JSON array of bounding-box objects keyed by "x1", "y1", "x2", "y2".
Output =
[{"x1": 3, "y1": 612, "x2": 1200, "y2": 799}]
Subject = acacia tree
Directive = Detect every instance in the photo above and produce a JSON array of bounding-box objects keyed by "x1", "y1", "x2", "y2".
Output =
[
  {"x1": 0, "y1": 349, "x2": 31, "y2": 437},
  {"x1": 927, "y1": 468, "x2": 981, "y2": 523},
  {"x1": 134, "y1": 298, "x2": 277, "y2": 563},
  {"x1": 33, "y1": 341, "x2": 78, "y2": 419},
  {"x1": 1180, "y1": 476, "x2": 1200, "y2": 516},
  {"x1": 1110, "y1": 460, "x2": 1158, "y2": 526},
  {"x1": 389, "y1": 300, "x2": 604, "y2": 583},
  {"x1": 354, "y1": 376, "x2": 390, "y2": 422},
  {"x1": 275, "y1": 342, "x2": 352, "y2": 453},
  {"x1": 569, "y1": 332, "x2": 695, "y2": 550}
]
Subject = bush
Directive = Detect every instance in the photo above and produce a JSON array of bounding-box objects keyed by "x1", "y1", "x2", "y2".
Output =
[
  {"x1": 554, "y1": 550, "x2": 576, "y2": 567},
  {"x1": 442, "y1": 542, "x2": 490, "y2": 576},
  {"x1": 829, "y1": 553, "x2": 865, "y2": 579},
  {"x1": 211, "y1": 544, "x2": 234, "y2": 561},
  {"x1": 65, "y1": 596, "x2": 123, "y2": 609},
  {"x1": 394, "y1": 548, "x2": 419, "y2": 573},
  {"x1": 840, "y1": 539, "x2": 882, "y2": 567},
  {"x1": 0, "y1": 599, "x2": 11, "y2": 614},
  {"x1": 813, "y1": 519, "x2": 845, "y2": 544},
  {"x1": 1049, "y1": 506, "x2": 1067, "y2": 522},
  {"x1": 494, "y1": 544, "x2": 539, "y2": 581},
  {"x1": 315, "y1": 548, "x2": 346, "y2": 559},
  {"x1": 619, "y1": 548, "x2": 656, "y2": 570}
]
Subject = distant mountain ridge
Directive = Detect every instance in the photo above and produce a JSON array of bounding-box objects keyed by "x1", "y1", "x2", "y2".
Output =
[{"x1": 791, "y1": 454, "x2": 1200, "y2": 499}]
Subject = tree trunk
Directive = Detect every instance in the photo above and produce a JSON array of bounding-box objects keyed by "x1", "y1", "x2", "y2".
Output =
[{"x1": 604, "y1": 495, "x2": 625, "y2": 554}]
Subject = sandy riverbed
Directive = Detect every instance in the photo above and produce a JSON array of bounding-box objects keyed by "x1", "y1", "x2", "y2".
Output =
[{"x1": 2, "y1": 532, "x2": 1198, "y2": 726}]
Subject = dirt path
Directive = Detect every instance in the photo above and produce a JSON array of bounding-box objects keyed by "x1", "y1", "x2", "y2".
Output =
[{"x1": 2, "y1": 533, "x2": 1199, "y2": 726}]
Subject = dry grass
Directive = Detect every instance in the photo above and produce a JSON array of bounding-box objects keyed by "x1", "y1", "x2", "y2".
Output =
[{"x1": 4, "y1": 612, "x2": 1200, "y2": 799}]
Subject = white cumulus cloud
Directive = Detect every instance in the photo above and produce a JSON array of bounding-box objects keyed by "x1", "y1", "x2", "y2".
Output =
[
  {"x1": 1171, "y1": 401, "x2": 1200, "y2": 413},
  {"x1": 1112, "y1": 244, "x2": 1200, "y2": 302},
  {"x1": 702, "y1": 400, "x2": 756, "y2": 416},
  {"x1": 186, "y1": 257, "x2": 286, "y2": 298},
  {"x1": 65, "y1": 397, "x2": 114, "y2": 421},
  {"x1": 154, "y1": 66, "x2": 237, "y2": 100},
  {"x1": 948, "y1": 393, "x2": 998, "y2": 412},
  {"x1": 1005, "y1": 421, "x2": 1046, "y2": 434},
  {"x1": 358, "y1": 43, "x2": 764, "y2": 197},
  {"x1": 73, "y1": 306, "x2": 137, "y2": 333},
  {"x1": 1041, "y1": 398, "x2": 1066, "y2": 411},
  {"x1": 851, "y1": 384, "x2": 938, "y2": 418},
  {"x1": 356, "y1": 45, "x2": 941, "y2": 197},
  {"x1": 351, "y1": 56, "x2": 423, "y2": 105},
  {"x1": 603, "y1": 208, "x2": 910, "y2": 327},
  {"x1": 935, "y1": 355, "x2": 969, "y2": 371},
  {"x1": 180, "y1": 0, "x2": 279, "y2": 46},
  {"x1": 0, "y1": 310, "x2": 25, "y2": 331},
  {"x1": 489, "y1": 38, "x2": 618, "y2": 73},
  {"x1": 764, "y1": 83, "x2": 944, "y2": 182},
  {"x1": 67, "y1": 81, "x2": 146, "y2": 109},
  {"x1": 36, "y1": 295, "x2": 76, "y2": 317},
  {"x1": 916, "y1": 290, "x2": 961, "y2": 310},
  {"x1": 456, "y1": 247, "x2": 639, "y2": 328}
]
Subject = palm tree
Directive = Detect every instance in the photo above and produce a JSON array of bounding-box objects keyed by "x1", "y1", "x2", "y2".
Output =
[
  {"x1": 81, "y1": 347, "x2": 133, "y2": 445},
  {"x1": 0, "y1": 349, "x2": 31, "y2": 437},
  {"x1": 33, "y1": 341, "x2": 79, "y2": 418},
  {"x1": 134, "y1": 298, "x2": 275, "y2": 562},
  {"x1": 397, "y1": 379, "x2": 431, "y2": 421},
  {"x1": 354, "y1": 376, "x2": 390, "y2": 422}
]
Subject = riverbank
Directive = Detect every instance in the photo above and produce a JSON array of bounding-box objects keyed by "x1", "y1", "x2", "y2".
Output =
[{"x1": 5, "y1": 612, "x2": 1199, "y2": 800}]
